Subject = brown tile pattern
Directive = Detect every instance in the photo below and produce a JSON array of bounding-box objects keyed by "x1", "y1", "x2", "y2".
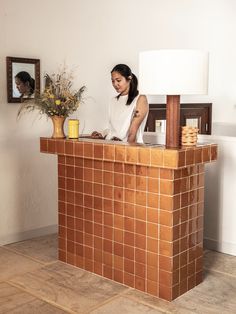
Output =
[
  {"x1": 40, "y1": 138, "x2": 217, "y2": 301},
  {"x1": 40, "y1": 138, "x2": 217, "y2": 169}
]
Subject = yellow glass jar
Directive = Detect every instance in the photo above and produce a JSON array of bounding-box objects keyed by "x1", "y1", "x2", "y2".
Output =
[{"x1": 68, "y1": 119, "x2": 79, "y2": 139}]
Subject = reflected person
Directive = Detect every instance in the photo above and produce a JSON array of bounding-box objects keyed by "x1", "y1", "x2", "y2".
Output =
[{"x1": 15, "y1": 71, "x2": 35, "y2": 98}]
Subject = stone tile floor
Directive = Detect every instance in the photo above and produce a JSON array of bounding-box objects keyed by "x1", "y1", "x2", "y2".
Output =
[{"x1": 0, "y1": 234, "x2": 235, "y2": 313}]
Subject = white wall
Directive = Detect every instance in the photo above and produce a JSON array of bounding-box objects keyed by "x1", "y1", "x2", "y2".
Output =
[{"x1": 1, "y1": 0, "x2": 236, "y2": 245}]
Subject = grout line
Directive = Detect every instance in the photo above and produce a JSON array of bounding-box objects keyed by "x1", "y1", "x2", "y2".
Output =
[
  {"x1": 5, "y1": 280, "x2": 76, "y2": 314},
  {"x1": 203, "y1": 267, "x2": 236, "y2": 279}
]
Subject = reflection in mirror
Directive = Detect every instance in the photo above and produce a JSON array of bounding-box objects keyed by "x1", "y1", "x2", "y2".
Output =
[
  {"x1": 186, "y1": 118, "x2": 199, "y2": 128},
  {"x1": 6, "y1": 57, "x2": 40, "y2": 103}
]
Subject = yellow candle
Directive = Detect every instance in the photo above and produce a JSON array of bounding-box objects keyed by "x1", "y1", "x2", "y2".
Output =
[{"x1": 68, "y1": 119, "x2": 79, "y2": 139}]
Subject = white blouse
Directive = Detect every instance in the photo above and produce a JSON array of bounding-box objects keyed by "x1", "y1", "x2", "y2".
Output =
[{"x1": 105, "y1": 94, "x2": 148, "y2": 143}]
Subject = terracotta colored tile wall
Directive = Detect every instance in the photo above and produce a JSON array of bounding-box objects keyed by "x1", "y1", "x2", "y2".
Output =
[{"x1": 57, "y1": 155, "x2": 205, "y2": 301}]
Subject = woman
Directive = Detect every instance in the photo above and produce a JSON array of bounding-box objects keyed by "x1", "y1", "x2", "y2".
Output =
[
  {"x1": 15, "y1": 71, "x2": 35, "y2": 98},
  {"x1": 92, "y1": 64, "x2": 149, "y2": 143}
]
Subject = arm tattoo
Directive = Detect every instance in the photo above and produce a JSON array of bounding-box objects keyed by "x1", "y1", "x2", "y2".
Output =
[{"x1": 133, "y1": 110, "x2": 140, "y2": 118}]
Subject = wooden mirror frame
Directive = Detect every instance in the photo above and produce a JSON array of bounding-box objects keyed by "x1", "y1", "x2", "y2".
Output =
[{"x1": 6, "y1": 56, "x2": 40, "y2": 103}]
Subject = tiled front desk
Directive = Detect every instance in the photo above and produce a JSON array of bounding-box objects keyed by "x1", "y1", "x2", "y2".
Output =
[{"x1": 40, "y1": 138, "x2": 217, "y2": 301}]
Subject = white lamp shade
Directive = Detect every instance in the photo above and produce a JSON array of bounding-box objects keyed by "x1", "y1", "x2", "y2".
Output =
[{"x1": 139, "y1": 50, "x2": 209, "y2": 95}]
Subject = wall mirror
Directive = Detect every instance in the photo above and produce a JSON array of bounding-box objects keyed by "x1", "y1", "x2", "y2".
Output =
[{"x1": 6, "y1": 56, "x2": 40, "y2": 103}]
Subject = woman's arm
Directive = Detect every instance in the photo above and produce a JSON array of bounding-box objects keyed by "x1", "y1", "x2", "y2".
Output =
[{"x1": 127, "y1": 95, "x2": 149, "y2": 143}]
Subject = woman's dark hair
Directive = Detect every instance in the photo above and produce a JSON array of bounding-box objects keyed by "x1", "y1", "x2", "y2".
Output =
[
  {"x1": 111, "y1": 64, "x2": 138, "y2": 105},
  {"x1": 15, "y1": 71, "x2": 35, "y2": 95}
]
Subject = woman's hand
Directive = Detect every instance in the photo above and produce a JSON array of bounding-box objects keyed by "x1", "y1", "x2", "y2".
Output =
[{"x1": 91, "y1": 131, "x2": 104, "y2": 139}]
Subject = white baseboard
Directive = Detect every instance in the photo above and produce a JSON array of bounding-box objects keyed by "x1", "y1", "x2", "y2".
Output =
[
  {"x1": 204, "y1": 237, "x2": 236, "y2": 256},
  {"x1": 0, "y1": 224, "x2": 58, "y2": 246}
]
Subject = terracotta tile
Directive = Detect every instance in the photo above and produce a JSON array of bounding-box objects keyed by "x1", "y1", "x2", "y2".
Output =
[
  {"x1": 84, "y1": 168, "x2": 92, "y2": 181},
  {"x1": 150, "y1": 148, "x2": 163, "y2": 166},
  {"x1": 211, "y1": 144, "x2": 218, "y2": 161},
  {"x1": 114, "y1": 215, "x2": 123, "y2": 229},
  {"x1": 135, "y1": 220, "x2": 146, "y2": 235},
  {"x1": 136, "y1": 191, "x2": 147, "y2": 206},
  {"x1": 160, "y1": 180, "x2": 173, "y2": 195},
  {"x1": 187, "y1": 261, "x2": 195, "y2": 276},
  {"x1": 94, "y1": 143, "x2": 103, "y2": 159},
  {"x1": 173, "y1": 209, "x2": 181, "y2": 225},
  {"x1": 114, "y1": 255, "x2": 123, "y2": 270},
  {"x1": 147, "y1": 266, "x2": 158, "y2": 281},
  {"x1": 65, "y1": 141, "x2": 74, "y2": 155},
  {"x1": 135, "y1": 276, "x2": 145, "y2": 292},
  {"x1": 103, "y1": 239, "x2": 113, "y2": 253},
  {"x1": 202, "y1": 146, "x2": 211, "y2": 162},
  {"x1": 147, "y1": 252, "x2": 158, "y2": 267},
  {"x1": 75, "y1": 167, "x2": 83, "y2": 180},
  {"x1": 174, "y1": 169, "x2": 182, "y2": 179},
  {"x1": 84, "y1": 142, "x2": 93, "y2": 158},
  {"x1": 58, "y1": 155, "x2": 66, "y2": 165},
  {"x1": 159, "y1": 241, "x2": 173, "y2": 256},
  {"x1": 147, "y1": 222, "x2": 158, "y2": 238},
  {"x1": 94, "y1": 160, "x2": 103, "y2": 170},
  {"x1": 94, "y1": 197, "x2": 103, "y2": 210},
  {"x1": 135, "y1": 248, "x2": 146, "y2": 264},
  {"x1": 172, "y1": 283, "x2": 180, "y2": 300},
  {"x1": 124, "y1": 163, "x2": 135, "y2": 175},
  {"x1": 58, "y1": 177, "x2": 66, "y2": 189},
  {"x1": 125, "y1": 189, "x2": 135, "y2": 204},
  {"x1": 94, "y1": 223, "x2": 102, "y2": 237},
  {"x1": 104, "y1": 213, "x2": 113, "y2": 226},
  {"x1": 114, "y1": 269, "x2": 124, "y2": 284},
  {"x1": 135, "y1": 262, "x2": 146, "y2": 278},
  {"x1": 124, "y1": 232, "x2": 134, "y2": 246},
  {"x1": 114, "y1": 228, "x2": 123, "y2": 243},
  {"x1": 136, "y1": 165, "x2": 147, "y2": 176},
  {"x1": 103, "y1": 171, "x2": 114, "y2": 185},
  {"x1": 124, "y1": 217, "x2": 135, "y2": 233},
  {"x1": 136, "y1": 176, "x2": 147, "y2": 191},
  {"x1": 178, "y1": 151, "x2": 186, "y2": 167},
  {"x1": 84, "y1": 181, "x2": 92, "y2": 194},
  {"x1": 66, "y1": 165, "x2": 74, "y2": 178},
  {"x1": 147, "y1": 167, "x2": 159, "y2": 178},
  {"x1": 75, "y1": 142, "x2": 84, "y2": 157},
  {"x1": 148, "y1": 177, "x2": 159, "y2": 193},
  {"x1": 94, "y1": 236, "x2": 102, "y2": 250},
  {"x1": 147, "y1": 238, "x2": 158, "y2": 253},
  {"x1": 103, "y1": 185, "x2": 113, "y2": 199},
  {"x1": 135, "y1": 234, "x2": 146, "y2": 250},
  {"x1": 124, "y1": 203, "x2": 135, "y2": 218},
  {"x1": 40, "y1": 138, "x2": 48, "y2": 151},
  {"x1": 181, "y1": 192, "x2": 189, "y2": 207},
  {"x1": 56, "y1": 140, "x2": 65, "y2": 154},
  {"x1": 84, "y1": 195, "x2": 93, "y2": 208},
  {"x1": 160, "y1": 225, "x2": 173, "y2": 241},
  {"x1": 126, "y1": 146, "x2": 138, "y2": 163},
  {"x1": 159, "y1": 285, "x2": 172, "y2": 301},
  {"x1": 147, "y1": 193, "x2": 158, "y2": 208},
  {"x1": 180, "y1": 222, "x2": 189, "y2": 238},
  {"x1": 163, "y1": 150, "x2": 178, "y2": 168},
  {"x1": 94, "y1": 183, "x2": 102, "y2": 196},
  {"x1": 135, "y1": 205, "x2": 146, "y2": 221},
  {"x1": 196, "y1": 270, "x2": 203, "y2": 285},
  {"x1": 160, "y1": 210, "x2": 173, "y2": 226},
  {"x1": 124, "y1": 245, "x2": 134, "y2": 260},
  {"x1": 160, "y1": 169, "x2": 173, "y2": 179},
  {"x1": 114, "y1": 172, "x2": 124, "y2": 187},
  {"x1": 187, "y1": 274, "x2": 196, "y2": 290},
  {"x1": 147, "y1": 280, "x2": 158, "y2": 296},
  {"x1": 115, "y1": 145, "x2": 126, "y2": 162},
  {"x1": 58, "y1": 189, "x2": 65, "y2": 202},
  {"x1": 186, "y1": 149, "x2": 194, "y2": 165},
  {"x1": 124, "y1": 173, "x2": 135, "y2": 188},
  {"x1": 159, "y1": 269, "x2": 172, "y2": 286},
  {"x1": 114, "y1": 162, "x2": 124, "y2": 173},
  {"x1": 114, "y1": 187, "x2": 124, "y2": 201},
  {"x1": 179, "y1": 279, "x2": 187, "y2": 295},
  {"x1": 103, "y1": 265, "x2": 113, "y2": 280},
  {"x1": 124, "y1": 259, "x2": 134, "y2": 274},
  {"x1": 139, "y1": 147, "x2": 150, "y2": 165},
  {"x1": 160, "y1": 195, "x2": 173, "y2": 211},
  {"x1": 159, "y1": 255, "x2": 172, "y2": 271},
  {"x1": 113, "y1": 200, "x2": 123, "y2": 215},
  {"x1": 104, "y1": 161, "x2": 114, "y2": 171},
  {"x1": 104, "y1": 144, "x2": 115, "y2": 160},
  {"x1": 124, "y1": 272, "x2": 135, "y2": 288},
  {"x1": 114, "y1": 243, "x2": 123, "y2": 257},
  {"x1": 58, "y1": 201, "x2": 66, "y2": 214},
  {"x1": 104, "y1": 226, "x2": 113, "y2": 240},
  {"x1": 147, "y1": 208, "x2": 159, "y2": 223}
]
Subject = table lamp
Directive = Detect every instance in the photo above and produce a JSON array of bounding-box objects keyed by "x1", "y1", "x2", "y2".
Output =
[{"x1": 139, "y1": 49, "x2": 209, "y2": 148}]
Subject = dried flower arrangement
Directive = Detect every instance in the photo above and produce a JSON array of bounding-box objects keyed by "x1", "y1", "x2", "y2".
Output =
[{"x1": 17, "y1": 67, "x2": 86, "y2": 118}]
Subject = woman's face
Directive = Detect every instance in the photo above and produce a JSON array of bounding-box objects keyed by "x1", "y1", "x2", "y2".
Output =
[
  {"x1": 111, "y1": 71, "x2": 131, "y2": 95},
  {"x1": 15, "y1": 77, "x2": 29, "y2": 95}
]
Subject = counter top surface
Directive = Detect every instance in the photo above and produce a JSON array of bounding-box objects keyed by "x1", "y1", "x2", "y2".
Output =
[{"x1": 40, "y1": 137, "x2": 217, "y2": 169}]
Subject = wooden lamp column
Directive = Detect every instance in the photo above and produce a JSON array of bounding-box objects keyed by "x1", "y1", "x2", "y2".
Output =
[{"x1": 166, "y1": 95, "x2": 180, "y2": 148}]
